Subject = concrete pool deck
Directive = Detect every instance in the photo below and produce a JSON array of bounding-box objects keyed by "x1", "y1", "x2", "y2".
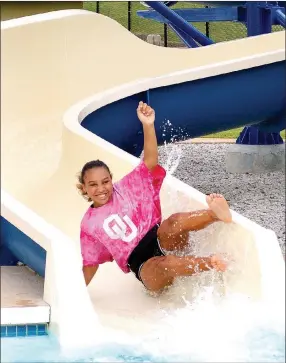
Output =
[{"x1": 1, "y1": 266, "x2": 50, "y2": 325}]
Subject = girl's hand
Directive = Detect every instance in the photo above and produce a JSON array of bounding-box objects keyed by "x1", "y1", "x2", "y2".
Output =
[{"x1": 137, "y1": 101, "x2": 155, "y2": 125}]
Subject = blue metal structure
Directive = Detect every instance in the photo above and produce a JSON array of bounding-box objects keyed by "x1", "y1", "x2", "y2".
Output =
[
  {"x1": 276, "y1": 8, "x2": 286, "y2": 26},
  {"x1": 139, "y1": 1, "x2": 286, "y2": 32},
  {"x1": 138, "y1": 1, "x2": 286, "y2": 145}
]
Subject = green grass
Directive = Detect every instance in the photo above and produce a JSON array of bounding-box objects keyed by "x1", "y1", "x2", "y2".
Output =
[
  {"x1": 83, "y1": 2, "x2": 285, "y2": 139},
  {"x1": 203, "y1": 127, "x2": 286, "y2": 139},
  {"x1": 83, "y1": 1, "x2": 283, "y2": 43},
  {"x1": 83, "y1": 1, "x2": 249, "y2": 43}
]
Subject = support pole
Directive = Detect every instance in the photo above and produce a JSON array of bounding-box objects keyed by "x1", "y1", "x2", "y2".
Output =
[
  {"x1": 144, "y1": 1, "x2": 214, "y2": 46},
  {"x1": 276, "y1": 9, "x2": 286, "y2": 27},
  {"x1": 168, "y1": 24, "x2": 199, "y2": 47}
]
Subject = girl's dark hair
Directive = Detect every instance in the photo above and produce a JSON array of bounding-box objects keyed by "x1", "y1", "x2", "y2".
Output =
[{"x1": 76, "y1": 160, "x2": 112, "y2": 202}]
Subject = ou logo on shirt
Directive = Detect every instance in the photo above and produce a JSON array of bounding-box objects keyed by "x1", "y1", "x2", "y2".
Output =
[{"x1": 103, "y1": 214, "x2": 138, "y2": 243}]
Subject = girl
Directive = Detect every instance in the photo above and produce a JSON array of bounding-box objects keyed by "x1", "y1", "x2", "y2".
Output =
[{"x1": 77, "y1": 102, "x2": 232, "y2": 293}]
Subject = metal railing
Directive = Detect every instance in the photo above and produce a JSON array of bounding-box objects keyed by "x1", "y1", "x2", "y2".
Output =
[{"x1": 83, "y1": 1, "x2": 284, "y2": 47}]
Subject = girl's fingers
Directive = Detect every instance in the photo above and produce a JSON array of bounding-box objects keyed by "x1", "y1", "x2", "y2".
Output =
[
  {"x1": 137, "y1": 101, "x2": 143, "y2": 111},
  {"x1": 137, "y1": 101, "x2": 154, "y2": 116}
]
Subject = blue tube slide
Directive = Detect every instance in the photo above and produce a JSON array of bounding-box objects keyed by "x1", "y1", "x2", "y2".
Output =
[{"x1": 82, "y1": 61, "x2": 285, "y2": 156}]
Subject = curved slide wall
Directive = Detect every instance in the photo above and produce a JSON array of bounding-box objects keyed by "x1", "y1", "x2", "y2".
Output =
[
  {"x1": 1, "y1": 10, "x2": 285, "y2": 345},
  {"x1": 81, "y1": 61, "x2": 285, "y2": 156}
]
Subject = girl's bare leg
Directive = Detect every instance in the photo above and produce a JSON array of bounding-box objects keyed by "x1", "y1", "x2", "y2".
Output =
[
  {"x1": 157, "y1": 194, "x2": 232, "y2": 252},
  {"x1": 140, "y1": 253, "x2": 227, "y2": 292}
]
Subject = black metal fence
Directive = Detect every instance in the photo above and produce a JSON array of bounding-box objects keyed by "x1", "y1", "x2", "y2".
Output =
[{"x1": 83, "y1": 1, "x2": 283, "y2": 47}]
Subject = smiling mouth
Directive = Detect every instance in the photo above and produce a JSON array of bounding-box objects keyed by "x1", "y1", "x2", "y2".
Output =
[{"x1": 96, "y1": 193, "x2": 108, "y2": 201}]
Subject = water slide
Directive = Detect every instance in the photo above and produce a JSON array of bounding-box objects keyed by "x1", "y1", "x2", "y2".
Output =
[{"x1": 1, "y1": 10, "x2": 285, "y2": 346}]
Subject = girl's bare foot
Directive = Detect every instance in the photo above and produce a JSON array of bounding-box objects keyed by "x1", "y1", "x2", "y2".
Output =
[
  {"x1": 206, "y1": 193, "x2": 232, "y2": 223},
  {"x1": 210, "y1": 254, "x2": 229, "y2": 272}
]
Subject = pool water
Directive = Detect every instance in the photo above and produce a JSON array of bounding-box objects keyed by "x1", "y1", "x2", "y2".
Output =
[
  {"x1": 1, "y1": 335, "x2": 156, "y2": 363},
  {"x1": 2, "y1": 293, "x2": 285, "y2": 363},
  {"x1": 1, "y1": 324, "x2": 284, "y2": 363}
]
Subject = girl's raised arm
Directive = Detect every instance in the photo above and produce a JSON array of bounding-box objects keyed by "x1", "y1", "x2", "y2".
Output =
[{"x1": 137, "y1": 101, "x2": 158, "y2": 171}]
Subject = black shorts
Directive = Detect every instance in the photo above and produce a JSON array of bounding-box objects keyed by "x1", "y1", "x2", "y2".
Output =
[{"x1": 127, "y1": 224, "x2": 165, "y2": 282}]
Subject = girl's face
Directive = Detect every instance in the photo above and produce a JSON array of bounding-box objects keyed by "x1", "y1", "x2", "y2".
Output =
[{"x1": 83, "y1": 167, "x2": 113, "y2": 207}]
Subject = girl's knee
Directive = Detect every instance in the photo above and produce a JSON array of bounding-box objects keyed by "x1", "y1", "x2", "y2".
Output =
[
  {"x1": 160, "y1": 213, "x2": 187, "y2": 237},
  {"x1": 142, "y1": 255, "x2": 173, "y2": 272},
  {"x1": 157, "y1": 255, "x2": 185, "y2": 279},
  {"x1": 167, "y1": 212, "x2": 191, "y2": 230},
  {"x1": 140, "y1": 256, "x2": 174, "y2": 292},
  {"x1": 143, "y1": 255, "x2": 179, "y2": 277},
  {"x1": 167, "y1": 213, "x2": 182, "y2": 226},
  {"x1": 156, "y1": 255, "x2": 178, "y2": 271}
]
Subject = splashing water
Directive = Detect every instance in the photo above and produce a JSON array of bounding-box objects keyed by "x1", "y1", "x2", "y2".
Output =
[
  {"x1": 162, "y1": 142, "x2": 182, "y2": 176},
  {"x1": 3, "y1": 291, "x2": 284, "y2": 363},
  {"x1": 160, "y1": 119, "x2": 186, "y2": 175},
  {"x1": 142, "y1": 291, "x2": 285, "y2": 362}
]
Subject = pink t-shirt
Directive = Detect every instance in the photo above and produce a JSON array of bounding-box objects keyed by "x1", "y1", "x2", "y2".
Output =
[{"x1": 80, "y1": 161, "x2": 166, "y2": 273}]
